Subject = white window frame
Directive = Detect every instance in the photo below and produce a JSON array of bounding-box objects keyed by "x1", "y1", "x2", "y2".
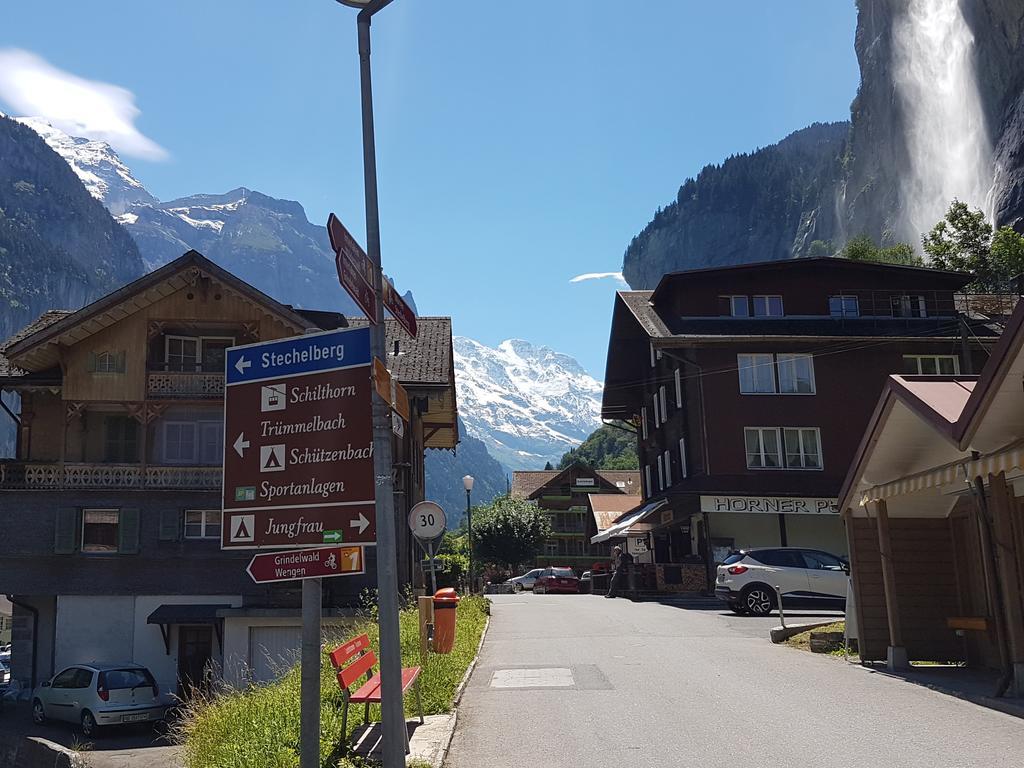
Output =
[
  {"x1": 657, "y1": 454, "x2": 664, "y2": 491},
  {"x1": 752, "y1": 295, "x2": 784, "y2": 317},
  {"x1": 641, "y1": 406, "x2": 648, "y2": 440},
  {"x1": 81, "y1": 508, "x2": 119, "y2": 553},
  {"x1": 199, "y1": 421, "x2": 224, "y2": 464},
  {"x1": 650, "y1": 343, "x2": 656, "y2": 368},
  {"x1": 163, "y1": 421, "x2": 198, "y2": 464},
  {"x1": 829, "y1": 295, "x2": 860, "y2": 318},
  {"x1": 644, "y1": 465, "x2": 652, "y2": 498},
  {"x1": 674, "y1": 368, "x2": 682, "y2": 408},
  {"x1": 737, "y1": 354, "x2": 777, "y2": 394},
  {"x1": 184, "y1": 509, "x2": 222, "y2": 540},
  {"x1": 892, "y1": 295, "x2": 928, "y2": 318},
  {"x1": 782, "y1": 427, "x2": 824, "y2": 470},
  {"x1": 727, "y1": 295, "x2": 750, "y2": 317},
  {"x1": 776, "y1": 353, "x2": 816, "y2": 395},
  {"x1": 652, "y1": 393, "x2": 660, "y2": 428},
  {"x1": 659, "y1": 385, "x2": 668, "y2": 419},
  {"x1": 745, "y1": 427, "x2": 783, "y2": 470},
  {"x1": 165, "y1": 335, "x2": 200, "y2": 371},
  {"x1": 679, "y1": 437, "x2": 688, "y2": 479},
  {"x1": 94, "y1": 351, "x2": 121, "y2": 374},
  {"x1": 663, "y1": 449, "x2": 672, "y2": 487},
  {"x1": 903, "y1": 355, "x2": 960, "y2": 375}
]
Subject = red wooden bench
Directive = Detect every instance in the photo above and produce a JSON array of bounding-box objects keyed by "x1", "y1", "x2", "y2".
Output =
[{"x1": 330, "y1": 633, "x2": 423, "y2": 742}]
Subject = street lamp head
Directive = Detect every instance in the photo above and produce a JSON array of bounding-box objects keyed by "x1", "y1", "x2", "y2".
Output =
[{"x1": 463, "y1": 475, "x2": 475, "y2": 492}]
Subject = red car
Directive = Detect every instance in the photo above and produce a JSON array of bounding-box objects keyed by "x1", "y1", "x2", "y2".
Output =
[{"x1": 533, "y1": 566, "x2": 579, "y2": 594}]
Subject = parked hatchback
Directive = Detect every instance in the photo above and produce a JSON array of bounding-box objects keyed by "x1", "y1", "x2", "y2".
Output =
[
  {"x1": 715, "y1": 548, "x2": 848, "y2": 616},
  {"x1": 507, "y1": 568, "x2": 545, "y2": 592},
  {"x1": 32, "y1": 663, "x2": 167, "y2": 737},
  {"x1": 534, "y1": 566, "x2": 580, "y2": 594}
]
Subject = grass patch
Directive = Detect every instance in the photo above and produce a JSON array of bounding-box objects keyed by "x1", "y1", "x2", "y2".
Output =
[
  {"x1": 176, "y1": 595, "x2": 489, "y2": 768},
  {"x1": 784, "y1": 621, "x2": 854, "y2": 658}
]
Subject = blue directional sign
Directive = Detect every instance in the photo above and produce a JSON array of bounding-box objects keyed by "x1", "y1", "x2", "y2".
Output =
[{"x1": 225, "y1": 326, "x2": 371, "y2": 386}]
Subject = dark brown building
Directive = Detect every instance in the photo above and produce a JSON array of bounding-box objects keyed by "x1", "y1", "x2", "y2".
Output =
[{"x1": 602, "y1": 258, "x2": 997, "y2": 592}]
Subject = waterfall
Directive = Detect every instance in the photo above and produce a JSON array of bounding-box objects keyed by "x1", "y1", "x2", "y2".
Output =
[{"x1": 892, "y1": 0, "x2": 993, "y2": 244}]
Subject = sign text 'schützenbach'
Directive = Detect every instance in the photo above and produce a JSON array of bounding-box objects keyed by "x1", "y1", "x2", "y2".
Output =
[{"x1": 221, "y1": 327, "x2": 377, "y2": 550}]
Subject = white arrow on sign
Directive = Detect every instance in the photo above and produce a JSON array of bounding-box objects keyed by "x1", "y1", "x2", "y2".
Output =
[
  {"x1": 234, "y1": 356, "x2": 252, "y2": 375},
  {"x1": 351, "y1": 512, "x2": 370, "y2": 534},
  {"x1": 233, "y1": 433, "x2": 250, "y2": 458}
]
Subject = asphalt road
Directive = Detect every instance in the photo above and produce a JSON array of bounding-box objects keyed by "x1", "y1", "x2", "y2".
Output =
[{"x1": 446, "y1": 593, "x2": 1024, "y2": 768}]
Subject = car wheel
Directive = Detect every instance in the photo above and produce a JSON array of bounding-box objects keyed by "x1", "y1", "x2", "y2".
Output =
[
  {"x1": 728, "y1": 602, "x2": 747, "y2": 615},
  {"x1": 535, "y1": 584, "x2": 544, "y2": 594},
  {"x1": 513, "y1": 582, "x2": 523, "y2": 593},
  {"x1": 31, "y1": 699, "x2": 45, "y2": 725},
  {"x1": 742, "y1": 585, "x2": 775, "y2": 617},
  {"x1": 80, "y1": 710, "x2": 100, "y2": 738}
]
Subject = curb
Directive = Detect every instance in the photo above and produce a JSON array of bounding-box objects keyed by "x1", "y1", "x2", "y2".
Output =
[
  {"x1": 769, "y1": 620, "x2": 837, "y2": 644},
  {"x1": 433, "y1": 612, "x2": 491, "y2": 768}
]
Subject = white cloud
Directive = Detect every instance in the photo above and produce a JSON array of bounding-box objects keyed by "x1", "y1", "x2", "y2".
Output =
[
  {"x1": 0, "y1": 49, "x2": 168, "y2": 161},
  {"x1": 569, "y1": 271, "x2": 627, "y2": 285}
]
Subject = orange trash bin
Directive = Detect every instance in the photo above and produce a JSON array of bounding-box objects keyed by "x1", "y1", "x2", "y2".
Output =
[{"x1": 432, "y1": 588, "x2": 459, "y2": 653}]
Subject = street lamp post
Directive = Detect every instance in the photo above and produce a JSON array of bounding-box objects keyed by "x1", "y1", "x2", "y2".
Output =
[
  {"x1": 463, "y1": 475, "x2": 474, "y2": 593},
  {"x1": 333, "y1": 2, "x2": 403, "y2": 767}
]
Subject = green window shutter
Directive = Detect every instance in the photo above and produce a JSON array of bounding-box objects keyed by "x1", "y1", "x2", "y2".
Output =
[
  {"x1": 54, "y1": 507, "x2": 78, "y2": 554},
  {"x1": 118, "y1": 508, "x2": 140, "y2": 554},
  {"x1": 86, "y1": 353, "x2": 97, "y2": 373},
  {"x1": 116, "y1": 351, "x2": 126, "y2": 373},
  {"x1": 159, "y1": 509, "x2": 181, "y2": 541}
]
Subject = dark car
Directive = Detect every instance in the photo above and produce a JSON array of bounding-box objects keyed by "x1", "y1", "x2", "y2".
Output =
[{"x1": 533, "y1": 566, "x2": 579, "y2": 594}]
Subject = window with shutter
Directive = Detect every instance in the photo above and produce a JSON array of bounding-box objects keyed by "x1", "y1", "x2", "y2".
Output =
[
  {"x1": 159, "y1": 509, "x2": 181, "y2": 541},
  {"x1": 54, "y1": 507, "x2": 78, "y2": 554},
  {"x1": 118, "y1": 508, "x2": 140, "y2": 554},
  {"x1": 674, "y1": 368, "x2": 682, "y2": 408}
]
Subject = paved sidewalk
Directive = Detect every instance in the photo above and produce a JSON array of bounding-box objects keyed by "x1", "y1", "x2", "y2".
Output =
[{"x1": 446, "y1": 593, "x2": 1024, "y2": 768}]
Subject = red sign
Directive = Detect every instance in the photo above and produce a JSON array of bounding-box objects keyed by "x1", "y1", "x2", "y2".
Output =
[
  {"x1": 246, "y1": 545, "x2": 365, "y2": 584},
  {"x1": 221, "y1": 328, "x2": 376, "y2": 550},
  {"x1": 383, "y1": 280, "x2": 418, "y2": 339},
  {"x1": 328, "y1": 213, "x2": 378, "y2": 321}
]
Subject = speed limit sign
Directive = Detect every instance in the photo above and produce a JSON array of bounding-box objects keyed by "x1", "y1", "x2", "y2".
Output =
[{"x1": 408, "y1": 501, "x2": 446, "y2": 540}]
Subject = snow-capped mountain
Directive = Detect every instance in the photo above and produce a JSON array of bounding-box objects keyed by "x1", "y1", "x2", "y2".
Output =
[
  {"x1": 454, "y1": 337, "x2": 602, "y2": 471},
  {"x1": 14, "y1": 117, "x2": 156, "y2": 214}
]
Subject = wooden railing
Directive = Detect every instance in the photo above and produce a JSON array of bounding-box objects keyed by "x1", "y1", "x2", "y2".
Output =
[
  {"x1": 147, "y1": 371, "x2": 225, "y2": 399},
  {"x1": 0, "y1": 462, "x2": 222, "y2": 490}
]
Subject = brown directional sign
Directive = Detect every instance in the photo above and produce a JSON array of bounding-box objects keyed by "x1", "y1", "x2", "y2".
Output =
[
  {"x1": 383, "y1": 280, "x2": 418, "y2": 339},
  {"x1": 246, "y1": 545, "x2": 365, "y2": 584},
  {"x1": 327, "y1": 213, "x2": 378, "y2": 322},
  {"x1": 221, "y1": 327, "x2": 377, "y2": 550}
]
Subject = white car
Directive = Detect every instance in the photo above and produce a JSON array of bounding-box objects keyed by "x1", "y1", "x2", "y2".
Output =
[
  {"x1": 506, "y1": 568, "x2": 544, "y2": 592},
  {"x1": 32, "y1": 663, "x2": 167, "y2": 737},
  {"x1": 715, "y1": 548, "x2": 848, "y2": 616}
]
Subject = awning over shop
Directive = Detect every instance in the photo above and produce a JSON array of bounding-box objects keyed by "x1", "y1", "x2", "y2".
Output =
[
  {"x1": 591, "y1": 499, "x2": 666, "y2": 543},
  {"x1": 147, "y1": 603, "x2": 231, "y2": 654},
  {"x1": 859, "y1": 441, "x2": 1024, "y2": 506}
]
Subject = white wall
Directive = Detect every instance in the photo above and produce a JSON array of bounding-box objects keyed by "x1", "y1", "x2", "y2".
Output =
[
  {"x1": 55, "y1": 596, "x2": 134, "y2": 673},
  {"x1": 785, "y1": 515, "x2": 847, "y2": 557}
]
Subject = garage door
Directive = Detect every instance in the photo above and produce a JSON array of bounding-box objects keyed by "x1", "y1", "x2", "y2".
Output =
[{"x1": 248, "y1": 626, "x2": 301, "y2": 683}]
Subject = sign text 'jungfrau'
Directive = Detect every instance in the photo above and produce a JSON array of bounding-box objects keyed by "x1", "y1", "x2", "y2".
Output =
[{"x1": 222, "y1": 327, "x2": 377, "y2": 549}]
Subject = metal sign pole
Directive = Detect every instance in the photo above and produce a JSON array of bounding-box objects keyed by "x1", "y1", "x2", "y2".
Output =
[
  {"x1": 299, "y1": 577, "x2": 321, "y2": 768},
  {"x1": 427, "y1": 539, "x2": 437, "y2": 595}
]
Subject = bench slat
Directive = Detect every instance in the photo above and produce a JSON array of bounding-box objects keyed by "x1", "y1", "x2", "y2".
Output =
[
  {"x1": 339, "y1": 650, "x2": 377, "y2": 689},
  {"x1": 330, "y1": 634, "x2": 371, "y2": 669},
  {"x1": 946, "y1": 616, "x2": 988, "y2": 632},
  {"x1": 350, "y1": 667, "x2": 421, "y2": 704}
]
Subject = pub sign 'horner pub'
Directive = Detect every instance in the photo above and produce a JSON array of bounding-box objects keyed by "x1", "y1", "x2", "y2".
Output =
[
  {"x1": 221, "y1": 327, "x2": 377, "y2": 549},
  {"x1": 699, "y1": 496, "x2": 839, "y2": 515}
]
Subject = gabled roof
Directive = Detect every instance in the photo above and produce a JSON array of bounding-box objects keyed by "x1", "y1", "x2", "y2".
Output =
[
  {"x1": 348, "y1": 317, "x2": 454, "y2": 386},
  {"x1": 510, "y1": 467, "x2": 640, "y2": 500},
  {"x1": 0, "y1": 311, "x2": 72, "y2": 376},
  {"x1": 3, "y1": 251, "x2": 317, "y2": 374}
]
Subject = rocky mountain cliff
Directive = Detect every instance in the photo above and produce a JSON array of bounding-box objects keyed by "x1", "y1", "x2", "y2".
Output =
[
  {"x1": 624, "y1": 0, "x2": 1024, "y2": 287},
  {"x1": 424, "y1": 417, "x2": 509, "y2": 525},
  {"x1": 454, "y1": 337, "x2": 602, "y2": 472}
]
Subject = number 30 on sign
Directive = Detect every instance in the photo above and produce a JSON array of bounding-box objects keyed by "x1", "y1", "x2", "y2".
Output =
[{"x1": 408, "y1": 501, "x2": 446, "y2": 541}]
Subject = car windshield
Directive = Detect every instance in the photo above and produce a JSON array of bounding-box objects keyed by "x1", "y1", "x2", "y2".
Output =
[
  {"x1": 102, "y1": 668, "x2": 156, "y2": 690},
  {"x1": 552, "y1": 568, "x2": 574, "y2": 578}
]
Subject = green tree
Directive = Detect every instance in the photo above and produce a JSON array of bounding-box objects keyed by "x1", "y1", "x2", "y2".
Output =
[
  {"x1": 840, "y1": 235, "x2": 920, "y2": 266},
  {"x1": 543, "y1": 461, "x2": 554, "y2": 470},
  {"x1": 923, "y1": 199, "x2": 1024, "y2": 291},
  {"x1": 557, "y1": 423, "x2": 638, "y2": 470},
  {"x1": 472, "y1": 495, "x2": 552, "y2": 574},
  {"x1": 806, "y1": 239, "x2": 835, "y2": 258},
  {"x1": 435, "y1": 529, "x2": 469, "y2": 588}
]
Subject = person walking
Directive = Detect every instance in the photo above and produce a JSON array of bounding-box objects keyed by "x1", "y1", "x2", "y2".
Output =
[{"x1": 605, "y1": 545, "x2": 634, "y2": 598}]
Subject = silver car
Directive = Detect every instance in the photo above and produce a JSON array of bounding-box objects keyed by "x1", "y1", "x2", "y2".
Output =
[
  {"x1": 32, "y1": 663, "x2": 167, "y2": 737},
  {"x1": 507, "y1": 568, "x2": 544, "y2": 592}
]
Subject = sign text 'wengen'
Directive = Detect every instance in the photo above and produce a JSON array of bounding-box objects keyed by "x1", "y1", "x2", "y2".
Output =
[
  {"x1": 246, "y1": 545, "x2": 365, "y2": 584},
  {"x1": 221, "y1": 327, "x2": 378, "y2": 549}
]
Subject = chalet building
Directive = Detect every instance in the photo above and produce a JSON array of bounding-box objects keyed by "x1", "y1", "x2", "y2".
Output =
[
  {"x1": 839, "y1": 300, "x2": 1024, "y2": 692},
  {"x1": 601, "y1": 258, "x2": 998, "y2": 593},
  {"x1": 0, "y1": 251, "x2": 457, "y2": 695},
  {"x1": 510, "y1": 466, "x2": 640, "y2": 571}
]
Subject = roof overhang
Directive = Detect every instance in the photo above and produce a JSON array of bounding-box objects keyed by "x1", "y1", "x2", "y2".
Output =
[{"x1": 591, "y1": 499, "x2": 666, "y2": 543}]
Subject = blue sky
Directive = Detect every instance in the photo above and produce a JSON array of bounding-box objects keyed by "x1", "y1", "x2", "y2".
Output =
[{"x1": 1, "y1": 1, "x2": 860, "y2": 378}]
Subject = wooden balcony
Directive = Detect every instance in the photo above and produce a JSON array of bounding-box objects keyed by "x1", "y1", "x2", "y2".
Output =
[
  {"x1": 0, "y1": 462, "x2": 222, "y2": 491},
  {"x1": 147, "y1": 371, "x2": 225, "y2": 399}
]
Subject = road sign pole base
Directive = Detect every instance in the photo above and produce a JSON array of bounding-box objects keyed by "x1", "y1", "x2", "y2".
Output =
[{"x1": 300, "y1": 577, "x2": 322, "y2": 768}]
